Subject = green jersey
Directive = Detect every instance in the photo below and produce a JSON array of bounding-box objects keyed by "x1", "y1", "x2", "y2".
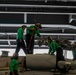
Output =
[
  {"x1": 16, "y1": 28, "x2": 24, "y2": 40},
  {"x1": 27, "y1": 25, "x2": 40, "y2": 37},
  {"x1": 10, "y1": 59, "x2": 19, "y2": 72},
  {"x1": 48, "y1": 41, "x2": 61, "y2": 54}
]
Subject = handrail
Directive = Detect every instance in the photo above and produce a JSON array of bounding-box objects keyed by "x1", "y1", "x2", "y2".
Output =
[
  {"x1": 0, "y1": 24, "x2": 76, "y2": 29},
  {"x1": 0, "y1": 11, "x2": 76, "y2": 15},
  {"x1": 0, "y1": 4, "x2": 76, "y2": 8},
  {"x1": 0, "y1": 24, "x2": 69, "y2": 27},
  {"x1": 0, "y1": 33, "x2": 76, "y2": 36}
]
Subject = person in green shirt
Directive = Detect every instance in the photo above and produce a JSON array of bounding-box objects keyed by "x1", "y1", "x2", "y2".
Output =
[
  {"x1": 9, "y1": 55, "x2": 20, "y2": 75},
  {"x1": 47, "y1": 36, "x2": 65, "y2": 69},
  {"x1": 26, "y1": 23, "x2": 42, "y2": 54},
  {"x1": 15, "y1": 25, "x2": 27, "y2": 55}
]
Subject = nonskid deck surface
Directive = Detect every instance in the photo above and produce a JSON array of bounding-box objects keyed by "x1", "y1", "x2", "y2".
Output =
[
  {"x1": 0, "y1": 69, "x2": 76, "y2": 75},
  {"x1": 0, "y1": 55, "x2": 76, "y2": 75}
]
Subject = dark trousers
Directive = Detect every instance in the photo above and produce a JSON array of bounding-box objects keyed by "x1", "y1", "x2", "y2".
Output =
[
  {"x1": 15, "y1": 39, "x2": 27, "y2": 54},
  {"x1": 26, "y1": 33, "x2": 34, "y2": 54},
  {"x1": 10, "y1": 70, "x2": 18, "y2": 75},
  {"x1": 56, "y1": 47, "x2": 65, "y2": 69}
]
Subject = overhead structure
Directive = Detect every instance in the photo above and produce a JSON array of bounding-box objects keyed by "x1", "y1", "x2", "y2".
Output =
[{"x1": 0, "y1": 0, "x2": 76, "y2": 49}]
